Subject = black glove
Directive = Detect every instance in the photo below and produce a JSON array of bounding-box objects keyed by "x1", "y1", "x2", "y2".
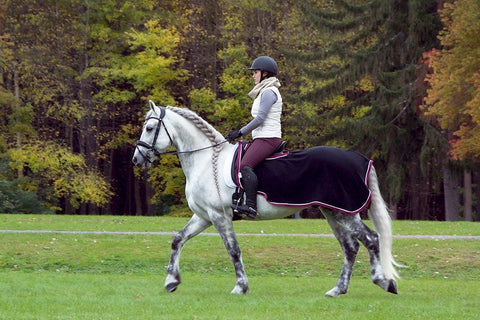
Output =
[{"x1": 225, "y1": 130, "x2": 242, "y2": 142}]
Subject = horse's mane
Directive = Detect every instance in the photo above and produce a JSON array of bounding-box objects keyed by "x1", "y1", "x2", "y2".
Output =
[
  {"x1": 166, "y1": 106, "x2": 225, "y2": 147},
  {"x1": 166, "y1": 106, "x2": 226, "y2": 211}
]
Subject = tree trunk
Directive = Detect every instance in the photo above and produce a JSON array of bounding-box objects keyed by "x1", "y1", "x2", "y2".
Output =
[
  {"x1": 463, "y1": 168, "x2": 472, "y2": 221},
  {"x1": 134, "y1": 178, "x2": 143, "y2": 216},
  {"x1": 389, "y1": 202, "x2": 398, "y2": 220},
  {"x1": 146, "y1": 182, "x2": 155, "y2": 216},
  {"x1": 442, "y1": 164, "x2": 461, "y2": 221},
  {"x1": 474, "y1": 167, "x2": 480, "y2": 221},
  {"x1": 14, "y1": 67, "x2": 23, "y2": 178}
]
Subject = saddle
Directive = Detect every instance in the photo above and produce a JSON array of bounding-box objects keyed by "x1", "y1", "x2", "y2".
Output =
[
  {"x1": 230, "y1": 140, "x2": 286, "y2": 188},
  {"x1": 229, "y1": 141, "x2": 373, "y2": 217}
]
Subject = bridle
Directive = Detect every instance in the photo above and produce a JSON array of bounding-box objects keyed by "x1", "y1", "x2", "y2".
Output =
[{"x1": 135, "y1": 106, "x2": 227, "y2": 164}]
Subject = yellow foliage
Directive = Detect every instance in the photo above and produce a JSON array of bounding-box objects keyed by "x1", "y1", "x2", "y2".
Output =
[
  {"x1": 7, "y1": 142, "x2": 112, "y2": 209},
  {"x1": 424, "y1": 0, "x2": 480, "y2": 160}
]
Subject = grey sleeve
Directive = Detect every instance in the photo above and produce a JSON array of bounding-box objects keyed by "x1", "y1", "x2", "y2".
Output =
[{"x1": 240, "y1": 89, "x2": 278, "y2": 135}]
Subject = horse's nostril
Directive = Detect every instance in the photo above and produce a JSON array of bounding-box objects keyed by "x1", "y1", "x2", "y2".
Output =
[{"x1": 132, "y1": 156, "x2": 137, "y2": 165}]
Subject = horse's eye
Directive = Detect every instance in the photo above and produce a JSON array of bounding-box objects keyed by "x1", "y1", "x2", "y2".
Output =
[{"x1": 146, "y1": 125, "x2": 153, "y2": 132}]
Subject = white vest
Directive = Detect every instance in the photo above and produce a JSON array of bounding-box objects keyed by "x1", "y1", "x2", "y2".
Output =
[{"x1": 251, "y1": 86, "x2": 282, "y2": 139}]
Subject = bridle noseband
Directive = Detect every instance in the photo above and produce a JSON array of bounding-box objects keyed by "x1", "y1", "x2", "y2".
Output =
[{"x1": 135, "y1": 106, "x2": 227, "y2": 164}]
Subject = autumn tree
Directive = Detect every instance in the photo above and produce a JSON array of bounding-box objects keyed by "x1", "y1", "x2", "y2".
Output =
[
  {"x1": 423, "y1": 0, "x2": 480, "y2": 221},
  {"x1": 424, "y1": 0, "x2": 480, "y2": 161}
]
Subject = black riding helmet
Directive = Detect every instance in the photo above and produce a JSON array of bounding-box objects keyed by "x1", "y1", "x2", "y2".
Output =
[{"x1": 249, "y1": 56, "x2": 278, "y2": 76}]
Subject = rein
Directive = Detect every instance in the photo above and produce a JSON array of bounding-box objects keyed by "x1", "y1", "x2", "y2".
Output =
[{"x1": 135, "y1": 106, "x2": 227, "y2": 162}]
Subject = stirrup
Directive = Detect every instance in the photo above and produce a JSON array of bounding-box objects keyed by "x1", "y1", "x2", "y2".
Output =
[
  {"x1": 232, "y1": 188, "x2": 244, "y2": 213},
  {"x1": 234, "y1": 204, "x2": 257, "y2": 218}
]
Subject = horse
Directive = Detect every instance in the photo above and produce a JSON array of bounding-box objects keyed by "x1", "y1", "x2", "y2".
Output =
[{"x1": 132, "y1": 100, "x2": 400, "y2": 297}]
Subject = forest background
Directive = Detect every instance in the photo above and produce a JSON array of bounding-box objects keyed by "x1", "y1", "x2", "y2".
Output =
[{"x1": 1, "y1": 0, "x2": 479, "y2": 221}]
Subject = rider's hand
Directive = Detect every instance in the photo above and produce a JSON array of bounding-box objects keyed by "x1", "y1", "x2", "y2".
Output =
[{"x1": 225, "y1": 130, "x2": 242, "y2": 142}]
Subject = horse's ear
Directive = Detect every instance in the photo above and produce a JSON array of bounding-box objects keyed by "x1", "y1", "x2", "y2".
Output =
[{"x1": 149, "y1": 100, "x2": 157, "y2": 113}]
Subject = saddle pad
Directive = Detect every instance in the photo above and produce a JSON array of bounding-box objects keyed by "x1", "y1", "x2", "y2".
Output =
[{"x1": 254, "y1": 146, "x2": 373, "y2": 214}]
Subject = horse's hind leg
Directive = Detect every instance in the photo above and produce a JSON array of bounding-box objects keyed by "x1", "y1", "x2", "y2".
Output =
[
  {"x1": 165, "y1": 214, "x2": 212, "y2": 293},
  {"x1": 326, "y1": 211, "x2": 398, "y2": 295},
  {"x1": 323, "y1": 210, "x2": 360, "y2": 297},
  {"x1": 354, "y1": 220, "x2": 398, "y2": 294}
]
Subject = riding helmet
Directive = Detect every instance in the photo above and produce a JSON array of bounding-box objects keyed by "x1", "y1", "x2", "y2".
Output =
[{"x1": 249, "y1": 56, "x2": 278, "y2": 75}]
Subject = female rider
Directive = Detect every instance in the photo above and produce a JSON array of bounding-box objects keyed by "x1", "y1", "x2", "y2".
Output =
[{"x1": 225, "y1": 56, "x2": 283, "y2": 217}]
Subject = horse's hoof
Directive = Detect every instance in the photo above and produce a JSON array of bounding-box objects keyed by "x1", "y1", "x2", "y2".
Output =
[
  {"x1": 387, "y1": 279, "x2": 398, "y2": 294},
  {"x1": 325, "y1": 287, "x2": 345, "y2": 297},
  {"x1": 165, "y1": 282, "x2": 179, "y2": 293},
  {"x1": 231, "y1": 284, "x2": 249, "y2": 294}
]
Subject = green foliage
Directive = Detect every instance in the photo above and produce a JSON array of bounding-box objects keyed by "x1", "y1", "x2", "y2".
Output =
[
  {"x1": 145, "y1": 154, "x2": 186, "y2": 209},
  {"x1": 6, "y1": 142, "x2": 112, "y2": 210},
  {"x1": 119, "y1": 20, "x2": 189, "y2": 104},
  {"x1": 189, "y1": 45, "x2": 252, "y2": 134},
  {"x1": 0, "y1": 0, "x2": 465, "y2": 219},
  {"x1": 0, "y1": 180, "x2": 52, "y2": 214},
  {"x1": 290, "y1": 0, "x2": 443, "y2": 212}
]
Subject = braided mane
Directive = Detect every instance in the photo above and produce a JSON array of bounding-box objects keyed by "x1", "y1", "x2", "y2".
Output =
[
  {"x1": 166, "y1": 106, "x2": 225, "y2": 149},
  {"x1": 166, "y1": 106, "x2": 227, "y2": 213}
]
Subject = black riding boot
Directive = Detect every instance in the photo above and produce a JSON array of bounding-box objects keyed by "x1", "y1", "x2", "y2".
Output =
[{"x1": 236, "y1": 166, "x2": 258, "y2": 218}]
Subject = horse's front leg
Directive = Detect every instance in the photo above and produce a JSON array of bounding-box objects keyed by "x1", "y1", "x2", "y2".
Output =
[
  {"x1": 209, "y1": 213, "x2": 249, "y2": 294},
  {"x1": 165, "y1": 214, "x2": 212, "y2": 293}
]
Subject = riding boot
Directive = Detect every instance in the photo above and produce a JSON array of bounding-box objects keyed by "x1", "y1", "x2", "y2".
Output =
[{"x1": 236, "y1": 166, "x2": 258, "y2": 218}]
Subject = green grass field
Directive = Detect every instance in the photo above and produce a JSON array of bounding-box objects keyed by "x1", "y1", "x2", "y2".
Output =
[{"x1": 1, "y1": 214, "x2": 479, "y2": 319}]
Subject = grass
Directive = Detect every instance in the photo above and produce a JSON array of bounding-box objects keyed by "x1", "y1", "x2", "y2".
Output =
[
  {"x1": 1, "y1": 213, "x2": 479, "y2": 236},
  {"x1": 0, "y1": 214, "x2": 479, "y2": 319},
  {"x1": 1, "y1": 273, "x2": 477, "y2": 320}
]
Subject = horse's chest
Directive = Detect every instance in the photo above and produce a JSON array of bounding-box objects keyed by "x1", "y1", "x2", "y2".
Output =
[{"x1": 185, "y1": 180, "x2": 216, "y2": 210}]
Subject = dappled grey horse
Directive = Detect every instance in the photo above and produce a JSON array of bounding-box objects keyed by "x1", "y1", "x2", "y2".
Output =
[{"x1": 132, "y1": 101, "x2": 400, "y2": 296}]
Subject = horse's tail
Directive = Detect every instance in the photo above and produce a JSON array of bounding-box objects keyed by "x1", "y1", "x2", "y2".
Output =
[{"x1": 367, "y1": 166, "x2": 401, "y2": 279}]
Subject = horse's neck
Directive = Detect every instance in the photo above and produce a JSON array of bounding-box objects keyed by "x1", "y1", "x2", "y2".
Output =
[
  {"x1": 169, "y1": 112, "x2": 212, "y2": 151},
  {"x1": 168, "y1": 112, "x2": 218, "y2": 177}
]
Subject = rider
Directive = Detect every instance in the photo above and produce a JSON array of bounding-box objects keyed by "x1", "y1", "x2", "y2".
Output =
[{"x1": 225, "y1": 56, "x2": 283, "y2": 217}]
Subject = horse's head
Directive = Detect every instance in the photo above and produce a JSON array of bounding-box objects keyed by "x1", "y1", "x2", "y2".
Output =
[{"x1": 132, "y1": 100, "x2": 173, "y2": 168}]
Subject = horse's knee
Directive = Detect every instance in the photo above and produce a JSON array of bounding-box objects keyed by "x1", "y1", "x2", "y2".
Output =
[{"x1": 171, "y1": 232, "x2": 185, "y2": 251}]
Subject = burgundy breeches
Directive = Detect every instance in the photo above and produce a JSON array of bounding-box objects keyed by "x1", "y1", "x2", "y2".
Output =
[{"x1": 240, "y1": 137, "x2": 282, "y2": 170}]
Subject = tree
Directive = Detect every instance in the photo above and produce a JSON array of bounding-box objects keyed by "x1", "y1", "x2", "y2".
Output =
[
  {"x1": 424, "y1": 0, "x2": 480, "y2": 160},
  {"x1": 289, "y1": 0, "x2": 444, "y2": 219},
  {"x1": 6, "y1": 142, "x2": 112, "y2": 210},
  {"x1": 87, "y1": 17, "x2": 189, "y2": 215},
  {"x1": 423, "y1": 0, "x2": 480, "y2": 221}
]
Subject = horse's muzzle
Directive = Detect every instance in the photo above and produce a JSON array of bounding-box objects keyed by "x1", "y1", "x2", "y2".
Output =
[
  {"x1": 132, "y1": 154, "x2": 152, "y2": 169},
  {"x1": 132, "y1": 154, "x2": 140, "y2": 166}
]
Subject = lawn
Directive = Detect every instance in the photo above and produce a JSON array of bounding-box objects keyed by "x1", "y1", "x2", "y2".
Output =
[{"x1": 0, "y1": 214, "x2": 479, "y2": 319}]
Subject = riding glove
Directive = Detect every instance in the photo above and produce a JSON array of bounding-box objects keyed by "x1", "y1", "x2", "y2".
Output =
[{"x1": 226, "y1": 130, "x2": 242, "y2": 142}]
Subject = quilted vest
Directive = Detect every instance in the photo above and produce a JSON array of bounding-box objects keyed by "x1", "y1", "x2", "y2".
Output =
[{"x1": 251, "y1": 86, "x2": 282, "y2": 139}]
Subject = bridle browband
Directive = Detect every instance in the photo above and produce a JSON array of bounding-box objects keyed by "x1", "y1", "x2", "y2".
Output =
[{"x1": 135, "y1": 106, "x2": 227, "y2": 164}]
